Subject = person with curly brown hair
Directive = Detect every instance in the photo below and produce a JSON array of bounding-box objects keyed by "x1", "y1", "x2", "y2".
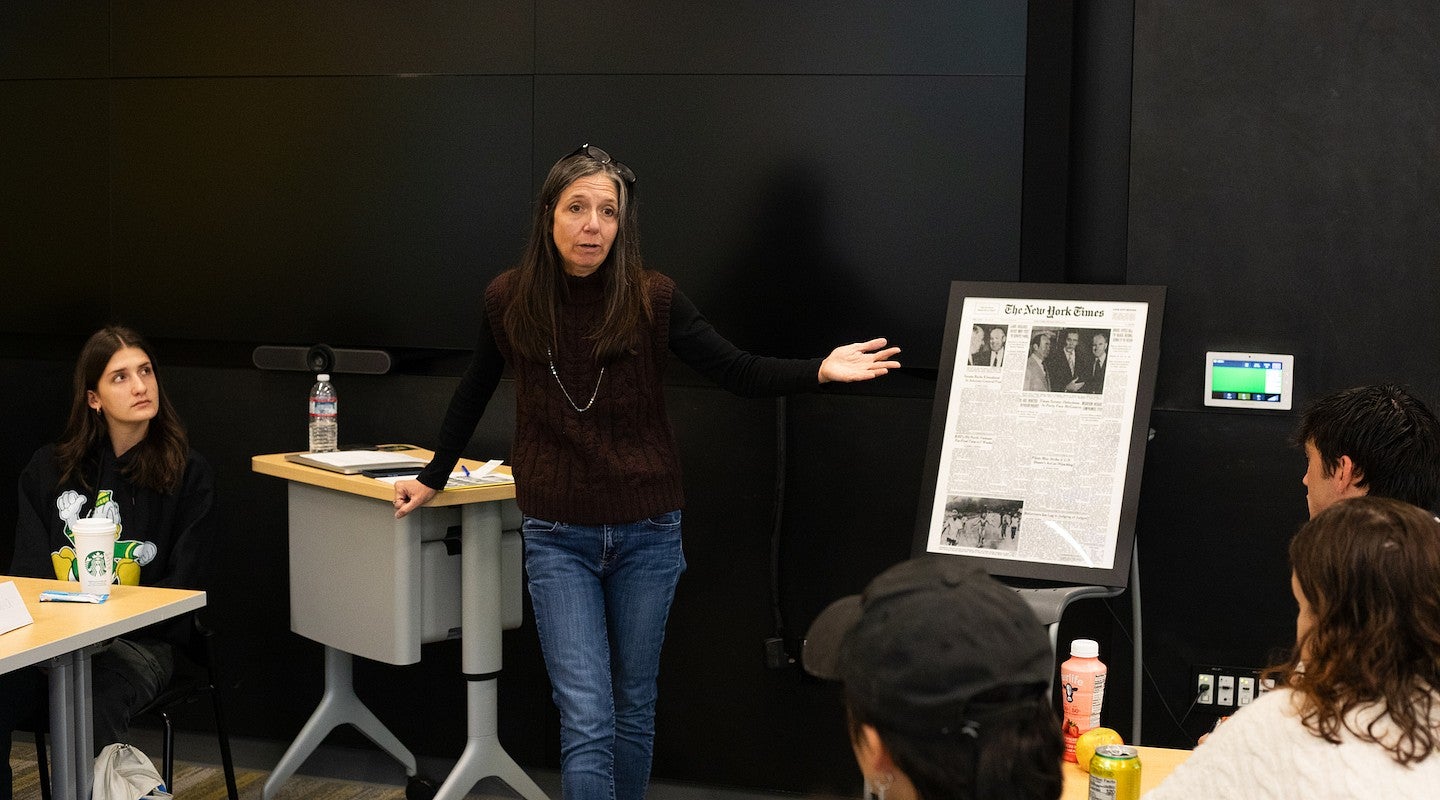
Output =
[{"x1": 1146, "y1": 497, "x2": 1440, "y2": 799}]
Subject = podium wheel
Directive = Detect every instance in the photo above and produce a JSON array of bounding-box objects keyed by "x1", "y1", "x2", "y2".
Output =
[{"x1": 405, "y1": 775, "x2": 438, "y2": 800}]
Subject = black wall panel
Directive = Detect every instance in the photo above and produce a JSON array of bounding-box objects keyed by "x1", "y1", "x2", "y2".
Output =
[
  {"x1": 3, "y1": 1, "x2": 1041, "y2": 794},
  {"x1": 1130, "y1": 1, "x2": 1440, "y2": 410},
  {"x1": 0, "y1": 358, "x2": 73, "y2": 572},
  {"x1": 657, "y1": 390, "x2": 935, "y2": 791},
  {"x1": 0, "y1": 80, "x2": 111, "y2": 336},
  {"x1": 536, "y1": 1, "x2": 1025, "y2": 75},
  {"x1": 0, "y1": 1, "x2": 109, "y2": 79},
  {"x1": 1127, "y1": 0, "x2": 1440, "y2": 747},
  {"x1": 109, "y1": 76, "x2": 533, "y2": 349},
  {"x1": 534, "y1": 75, "x2": 1023, "y2": 366},
  {"x1": 110, "y1": 1, "x2": 533, "y2": 76}
]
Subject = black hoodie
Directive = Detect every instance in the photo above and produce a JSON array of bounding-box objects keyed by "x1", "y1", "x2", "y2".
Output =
[{"x1": 11, "y1": 441, "x2": 216, "y2": 645}]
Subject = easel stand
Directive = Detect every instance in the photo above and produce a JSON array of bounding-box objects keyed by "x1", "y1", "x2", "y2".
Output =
[{"x1": 1007, "y1": 541, "x2": 1145, "y2": 742}]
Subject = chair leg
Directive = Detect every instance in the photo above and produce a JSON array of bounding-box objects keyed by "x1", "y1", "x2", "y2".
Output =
[
  {"x1": 159, "y1": 710, "x2": 175, "y2": 790},
  {"x1": 210, "y1": 683, "x2": 239, "y2": 800},
  {"x1": 33, "y1": 731, "x2": 52, "y2": 800}
]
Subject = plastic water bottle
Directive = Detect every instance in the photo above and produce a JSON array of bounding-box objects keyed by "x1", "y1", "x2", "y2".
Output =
[
  {"x1": 1061, "y1": 638, "x2": 1107, "y2": 762},
  {"x1": 308, "y1": 373, "x2": 338, "y2": 452}
]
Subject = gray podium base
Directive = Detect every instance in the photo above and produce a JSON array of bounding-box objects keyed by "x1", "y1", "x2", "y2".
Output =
[
  {"x1": 262, "y1": 647, "x2": 418, "y2": 799},
  {"x1": 264, "y1": 498, "x2": 547, "y2": 800},
  {"x1": 432, "y1": 680, "x2": 547, "y2": 800}
]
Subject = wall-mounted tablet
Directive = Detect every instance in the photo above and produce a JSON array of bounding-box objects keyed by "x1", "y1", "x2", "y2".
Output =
[{"x1": 1203, "y1": 352, "x2": 1294, "y2": 410}]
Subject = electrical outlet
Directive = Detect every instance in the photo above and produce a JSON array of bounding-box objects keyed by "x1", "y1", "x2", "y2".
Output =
[
  {"x1": 1192, "y1": 664, "x2": 1264, "y2": 711},
  {"x1": 1237, "y1": 676, "x2": 1256, "y2": 706},
  {"x1": 1216, "y1": 674, "x2": 1235, "y2": 706},
  {"x1": 1196, "y1": 673, "x2": 1214, "y2": 705}
]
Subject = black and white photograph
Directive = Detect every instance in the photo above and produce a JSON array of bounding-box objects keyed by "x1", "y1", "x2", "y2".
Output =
[
  {"x1": 1023, "y1": 327, "x2": 1112, "y2": 394},
  {"x1": 937, "y1": 496, "x2": 1024, "y2": 553},
  {"x1": 966, "y1": 323, "x2": 1009, "y2": 367}
]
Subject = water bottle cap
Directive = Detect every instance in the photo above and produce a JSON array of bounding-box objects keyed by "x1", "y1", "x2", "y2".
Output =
[
  {"x1": 1070, "y1": 638, "x2": 1100, "y2": 658},
  {"x1": 316, "y1": 374, "x2": 330, "y2": 382}
]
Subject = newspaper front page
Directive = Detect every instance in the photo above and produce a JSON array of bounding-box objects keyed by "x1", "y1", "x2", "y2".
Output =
[{"x1": 924, "y1": 296, "x2": 1149, "y2": 571}]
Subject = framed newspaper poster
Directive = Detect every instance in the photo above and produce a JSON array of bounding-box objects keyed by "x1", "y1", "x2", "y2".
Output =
[{"x1": 912, "y1": 282, "x2": 1166, "y2": 587}]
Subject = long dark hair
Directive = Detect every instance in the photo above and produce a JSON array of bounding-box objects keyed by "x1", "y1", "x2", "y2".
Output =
[
  {"x1": 1265, "y1": 496, "x2": 1440, "y2": 765},
  {"x1": 503, "y1": 149, "x2": 650, "y2": 363},
  {"x1": 847, "y1": 691, "x2": 1062, "y2": 800},
  {"x1": 55, "y1": 326, "x2": 189, "y2": 493}
]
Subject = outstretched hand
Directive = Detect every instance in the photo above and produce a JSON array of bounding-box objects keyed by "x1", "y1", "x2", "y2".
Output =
[{"x1": 819, "y1": 338, "x2": 902, "y2": 383}]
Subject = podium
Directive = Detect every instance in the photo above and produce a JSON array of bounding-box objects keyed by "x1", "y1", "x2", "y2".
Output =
[{"x1": 251, "y1": 449, "x2": 546, "y2": 800}]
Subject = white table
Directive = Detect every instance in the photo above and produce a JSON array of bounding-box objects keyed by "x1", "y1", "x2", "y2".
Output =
[
  {"x1": 252, "y1": 449, "x2": 545, "y2": 800},
  {"x1": 0, "y1": 576, "x2": 206, "y2": 800}
]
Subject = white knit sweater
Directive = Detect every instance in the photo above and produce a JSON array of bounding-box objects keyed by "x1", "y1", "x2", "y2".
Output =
[{"x1": 1144, "y1": 687, "x2": 1440, "y2": 799}]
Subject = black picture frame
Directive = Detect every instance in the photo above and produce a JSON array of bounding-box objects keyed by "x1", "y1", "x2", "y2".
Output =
[{"x1": 911, "y1": 281, "x2": 1166, "y2": 588}]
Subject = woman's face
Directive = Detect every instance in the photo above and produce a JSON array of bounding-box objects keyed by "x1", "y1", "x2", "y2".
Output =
[
  {"x1": 551, "y1": 173, "x2": 619, "y2": 277},
  {"x1": 86, "y1": 346, "x2": 159, "y2": 428},
  {"x1": 1291, "y1": 570, "x2": 1317, "y2": 655}
]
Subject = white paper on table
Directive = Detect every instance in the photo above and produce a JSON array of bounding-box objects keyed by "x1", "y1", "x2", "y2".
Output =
[
  {"x1": 0, "y1": 580, "x2": 35, "y2": 635},
  {"x1": 370, "y1": 459, "x2": 514, "y2": 489}
]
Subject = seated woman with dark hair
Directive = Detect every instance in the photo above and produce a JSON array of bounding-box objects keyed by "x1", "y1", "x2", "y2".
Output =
[
  {"x1": 804, "y1": 558, "x2": 1062, "y2": 800},
  {"x1": 1146, "y1": 496, "x2": 1440, "y2": 798},
  {"x1": 1, "y1": 326, "x2": 216, "y2": 798}
]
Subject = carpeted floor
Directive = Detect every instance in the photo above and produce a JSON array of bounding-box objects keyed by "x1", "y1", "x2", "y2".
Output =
[
  {"x1": 7, "y1": 740, "x2": 470, "y2": 800},
  {"x1": 9, "y1": 737, "x2": 838, "y2": 800}
]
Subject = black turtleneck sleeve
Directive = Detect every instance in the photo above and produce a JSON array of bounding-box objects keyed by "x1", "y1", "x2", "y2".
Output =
[
  {"x1": 417, "y1": 312, "x2": 505, "y2": 490},
  {"x1": 667, "y1": 287, "x2": 823, "y2": 397}
]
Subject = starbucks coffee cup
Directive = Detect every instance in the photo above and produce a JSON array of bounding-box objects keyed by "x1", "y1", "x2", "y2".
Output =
[{"x1": 71, "y1": 517, "x2": 116, "y2": 595}]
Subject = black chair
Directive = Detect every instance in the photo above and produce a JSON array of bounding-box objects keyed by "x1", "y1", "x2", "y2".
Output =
[{"x1": 33, "y1": 614, "x2": 239, "y2": 800}]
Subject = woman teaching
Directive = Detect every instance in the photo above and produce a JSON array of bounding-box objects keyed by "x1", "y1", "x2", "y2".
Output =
[
  {"x1": 1, "y1": 325, "x2": 216, "y2": 797},
  {"x1": 393, "y1": 144, "x2": 900, "y2": 799}
]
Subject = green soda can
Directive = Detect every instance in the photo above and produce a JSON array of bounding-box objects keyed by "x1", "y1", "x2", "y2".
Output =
[{"x1": 1087, "y1": 744, "x2": 1141, "y2": 800}]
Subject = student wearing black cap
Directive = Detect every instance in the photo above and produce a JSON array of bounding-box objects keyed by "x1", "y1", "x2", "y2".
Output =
[{"x1": 804, "y1": 557, "x2": 1062, "y2": 800}]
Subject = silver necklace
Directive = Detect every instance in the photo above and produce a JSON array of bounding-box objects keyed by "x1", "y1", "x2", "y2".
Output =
[{"x1": 547, "y1": 347, "x2": 604, "y2": 412}]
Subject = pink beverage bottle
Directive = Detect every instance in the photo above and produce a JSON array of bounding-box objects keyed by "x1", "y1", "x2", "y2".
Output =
[{"x1": 1060, "y1": 638, "x2": 1107, "y2": 762}]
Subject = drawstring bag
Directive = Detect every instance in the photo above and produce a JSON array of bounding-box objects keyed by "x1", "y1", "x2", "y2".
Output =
[{"x1": 92, "y1": 743, "x2": 173, "y2": 800}]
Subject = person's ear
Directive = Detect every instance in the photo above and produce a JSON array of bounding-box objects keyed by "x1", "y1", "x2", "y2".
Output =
[
  {"x1": 1335, "y1": 455, "x2": 1369, "y2": 497},
  {"x1": 86, "y1": 390, "x2": 101, "y2": 411},
  {"x1": 857, "y1": 724, "x2": 899, "y2": 773}
]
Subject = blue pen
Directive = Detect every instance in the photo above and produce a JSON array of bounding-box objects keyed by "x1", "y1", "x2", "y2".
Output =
[{"x1": 461, "y1": 465, "x2": 470, "y2": 477}]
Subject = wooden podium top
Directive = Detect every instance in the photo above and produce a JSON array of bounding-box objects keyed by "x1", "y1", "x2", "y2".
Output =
[{"x1": 251, "y1": 446, "x2": 516, "y2": 506}]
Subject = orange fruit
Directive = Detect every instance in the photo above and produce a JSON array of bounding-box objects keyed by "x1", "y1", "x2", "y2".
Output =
[{"x1": 1075, "y1": 727, "x2": 1124, "y2": 772}]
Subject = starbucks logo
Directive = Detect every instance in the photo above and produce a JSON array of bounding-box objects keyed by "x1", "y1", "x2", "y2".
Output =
[{"x1": 85, "y1": 551, "x2": 108, "y2": 578}]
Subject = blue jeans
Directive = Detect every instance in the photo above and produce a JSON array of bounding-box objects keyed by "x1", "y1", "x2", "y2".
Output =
[{"x1": 523, "y1": 510, "x2": 686, "y2": 800}]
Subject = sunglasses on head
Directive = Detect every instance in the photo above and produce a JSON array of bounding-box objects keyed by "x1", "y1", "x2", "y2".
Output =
[{"x1": 570, "y1": 143, "x2": 636, "y2": 189}]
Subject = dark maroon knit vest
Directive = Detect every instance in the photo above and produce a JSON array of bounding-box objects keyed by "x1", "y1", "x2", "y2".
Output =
[{"x1": 486, "y1": 270, "x2": 681, "y2": 524}]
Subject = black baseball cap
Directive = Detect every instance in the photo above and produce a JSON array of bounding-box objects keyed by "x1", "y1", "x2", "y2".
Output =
[{"x1": 803, "y1": 556, "x2": 1052, "y2": 737}]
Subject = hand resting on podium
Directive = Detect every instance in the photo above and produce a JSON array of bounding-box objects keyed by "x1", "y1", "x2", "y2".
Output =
[{"x1": 393, "y1": 479, "x2": 436, "y2": 519}]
